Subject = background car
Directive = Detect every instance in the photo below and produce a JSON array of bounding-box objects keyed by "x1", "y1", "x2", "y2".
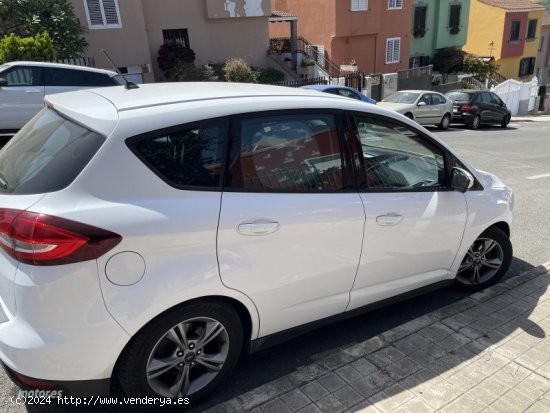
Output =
[
  {"x1": 0, "y1": 83, "x2": 512, "y2": 402},
  {"x1": 445, "y1": 90, "x2": 511, "y2": 129},
  {"x1": 0, "y1": 61, "x2": 121, "y2": 131},
  {"x1": 301, "y1": 84, "x2": 376, "y2": 104},
  {"x1": 378, "y1": 90, "x2": 453, "y2": 130}
]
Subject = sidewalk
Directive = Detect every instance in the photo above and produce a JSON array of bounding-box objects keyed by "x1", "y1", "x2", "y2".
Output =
[
  {"x1": 206, "y1": 263, "x2": 550, "y2": 413},
  {"x1": 512, "y1": 114, "x2": 550, "y2": 122}
]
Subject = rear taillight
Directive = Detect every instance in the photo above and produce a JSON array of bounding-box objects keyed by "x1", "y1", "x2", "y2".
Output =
[
  {"x1": 459, "y1": 103, "x2": 476, "y2": 112},
  {"x1": 0, "y1": 209, "x2": 121, "y2": 266}
]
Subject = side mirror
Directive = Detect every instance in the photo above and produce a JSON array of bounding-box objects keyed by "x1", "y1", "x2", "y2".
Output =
[
  {"x1": 417, "y1": 101, "x2": 427, "y2": 107},
  {"x1": 451, "y1": 167, "x2": 475, "y2": 193},
  {"x1": 0, "y1": 78, "x2": 7, "y2": 87}
]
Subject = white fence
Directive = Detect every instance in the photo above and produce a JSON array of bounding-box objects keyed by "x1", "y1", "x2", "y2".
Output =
[{"x1": 492, "y1": 77, "x2": 538, "y2": 115}]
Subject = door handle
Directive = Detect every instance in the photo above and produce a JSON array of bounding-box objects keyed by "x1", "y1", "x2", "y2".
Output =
[
  {"x1": 376, "y1": 213, "x2": 403, "y2": 226},
  {"x1": 25, "y1": 89, "x2": 42, "y2": 94},
  {"x1": 238, "y1": 219, "x2": 280, "y2": 236}
]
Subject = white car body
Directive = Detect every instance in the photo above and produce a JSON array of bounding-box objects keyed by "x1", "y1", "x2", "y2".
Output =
[
  {"x1": 0, "y1": 83, "x2": 512, "y2": 396},
  {"x1": 0, "y1": 61, "x2": 120, "y2": 130}
]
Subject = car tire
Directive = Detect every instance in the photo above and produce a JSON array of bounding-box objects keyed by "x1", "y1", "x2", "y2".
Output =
[
  {"x1": 467, "y1": 115, "x2": 480, "y2": 130},
  {"x1": 117, "y1": 301, "x2": 243, "y2": 401},
  {"x1": 438, "y1": 114, "x2": 451, "y2": 130},
  {"x1": 454, "y1": 227, "x2": 512, "y2": 292},
  {"x1": 501, "y1": 114, "x2": 510, "y2": 128}
]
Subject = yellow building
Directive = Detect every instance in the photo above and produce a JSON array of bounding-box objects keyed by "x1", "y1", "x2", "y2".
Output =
[{"x1": 464, "y1": 0, "x2": 545, "y2": 80}]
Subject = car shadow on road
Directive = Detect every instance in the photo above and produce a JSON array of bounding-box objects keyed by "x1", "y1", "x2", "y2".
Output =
[{"x1": 22, "y1": 257, "x2": 546, "y2": 412}]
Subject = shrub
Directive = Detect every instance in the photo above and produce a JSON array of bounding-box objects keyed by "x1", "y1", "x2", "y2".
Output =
[
  {"x1": 301, "y1": 57, "x2": 316, "y2": 67},
  {"x1": 157, "y1": 44, "x2": 196, "y2": 76},
  {"x1": 255, "y1": 67, "x2": 285, "y2": 84},
  {"x1": 222, "y1": 58, "x2": 257, "y2": 83},
  {"x1": 167, "y1": 62, "x2": 209, "y2": 82},
  {"x1": 0, "y1": 33, "x2": 56, "y2": 63}
]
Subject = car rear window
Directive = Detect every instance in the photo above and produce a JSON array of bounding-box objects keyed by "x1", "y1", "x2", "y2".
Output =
[
  {"x1": 446, "y1": 92, "x2": 472, "y2": 102},
  {"x1": 0, "y1": 109, "x2": 105, "y2": 194}
]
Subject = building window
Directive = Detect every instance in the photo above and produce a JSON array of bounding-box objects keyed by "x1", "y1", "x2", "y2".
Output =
[
  {"x1": 386, "y1": 37, "x2": 401, "y2": 64},
  {"x1": 519, "y1": 57, "x2": 536, "y2": 77},
  {"x1": 162, "y1": 29, "x2": 190, "y2": 48},
  {"x1": 351, "y1": 0, "x2": 368, "y2": 11},
  {"x1": 388, "y1": 0, "x2": 403, "y2": 10},
  {"x1": 413, "y1": 6, "x2": 427, "y2": 37},
  {"x1": 527, "y1": 19, "x2": 537, "y2": 40},
  {"x1": 448, "y1": 4, "x2": 461, "y2": 34},
  {"x1": 84, "y1": 0, "x2": 121, "y2": 29},
  {"x1": 539, "y1": 36, "x2": 545, "y2": 52},
  {"x1": 510, "y1": 20, "x2": 521, "y2": 41},
  {"x1": 409, "y1": 55, "x2": 430, "y2": 69}
]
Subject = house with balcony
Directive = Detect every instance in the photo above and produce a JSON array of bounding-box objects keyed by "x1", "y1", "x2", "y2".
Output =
[
  {"x1": 409, "y1": 0, "x2": 471, "y2": 68},
  {"x1": 270, "y1": 0, "x2": 412, "y2": 74},
  {"x1": 535, "y1": 13, "x2": 550, "y2": 86},
  {"x1": 71, "y1": 0, "x2": 271, "y2": 82},
  {"x1": 463, "y1": 0, "x2": 545, "y2": 81}
]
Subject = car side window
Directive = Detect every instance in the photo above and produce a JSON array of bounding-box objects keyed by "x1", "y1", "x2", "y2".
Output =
[
  {"x1": 127, "y1": 119, "x2": 227, "y2": 188},
  {"x1": 431, "y1": 94, "x2": 444, "y2": 105},
  {"x1": 481, "y1": 93, "x2": 492, "y2": 104},
  {"x1": 2, "y1": 66, "x2": 42, "y2": 86},
  {"x1": 337, "y1": 89, "x2": 361, "y2": 100},
  {"x1": 227, "y1": 113, "x2": 346, "y2": 191},
  {"x1": 45, "y1": 68, "x2": 87, "y2": 86},
  {"x1": 490, "y1": 93, "x2": 503, "y2": 105},
  {"x1": 83, "y1": 71, "x2": 118, "y2": 87},
  {"x1": 419, "y1": 94, "x2": 432, "y2": 105},
  {"x1": 352, "y1": 115, "x2": 446, "y2": 190}
]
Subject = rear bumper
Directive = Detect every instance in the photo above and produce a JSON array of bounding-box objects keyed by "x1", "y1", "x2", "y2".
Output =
[{"x1": 2, "y1": 361, "x2": 110, "y2": 397}]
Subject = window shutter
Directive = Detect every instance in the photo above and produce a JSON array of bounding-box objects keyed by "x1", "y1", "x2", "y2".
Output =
[
  {"x1": 102, "y1": 0, "x2": 120, "y2": 25},
  {"x1": 86, "y1": 0, "x2": 104, "y2": 26}
]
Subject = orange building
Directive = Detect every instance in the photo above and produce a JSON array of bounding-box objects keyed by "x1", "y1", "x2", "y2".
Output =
[{"x1": 270, "y1": 0, "x2": 412, "y2": 74}]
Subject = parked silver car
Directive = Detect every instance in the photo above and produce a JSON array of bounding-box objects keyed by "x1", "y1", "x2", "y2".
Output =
[{"x1": 378, "y1": 90, "x2": 453, "y2": 130}]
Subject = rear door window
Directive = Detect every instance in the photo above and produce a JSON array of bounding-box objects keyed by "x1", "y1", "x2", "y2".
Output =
[
  {"x1": 2, "y1": 66, "x2": 42, "y2": 86},
  {"x1": 0, "y1": 109, "x2": 105, "y2": 194}
]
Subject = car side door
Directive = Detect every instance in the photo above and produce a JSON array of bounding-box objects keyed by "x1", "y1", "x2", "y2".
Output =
[
  {"x1": 347, "y1": 113, "x2": 468, "y2": 311},
  {"x1": 414, "y1": 93, "x2": 433, "y2": 124},
  {"x1": 0, "y1": 65, "x2": 44, "y2": 130},
  {"x1": 217, "y1": 111, "x2": 365, "y2": 337}
]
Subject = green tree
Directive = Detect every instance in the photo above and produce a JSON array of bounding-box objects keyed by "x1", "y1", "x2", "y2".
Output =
[
  {"x1": 0, "y1": 0, "x2": 87, "y2": 59},
  {"x1": 463, "y1": 54, "x2": 500, "y2": 82},
  {"x1": 432, "y1": 47, "x2": 466, "y2": 83},
  {"x1": 533, "y1": 0, "x2": 550, "y2": 11},
  {"x1": 0, "y1": 32, "x2": 56, "y2": 63}
]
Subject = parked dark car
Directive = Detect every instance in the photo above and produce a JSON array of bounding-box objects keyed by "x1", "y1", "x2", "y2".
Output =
[{"x1": 445, "y1": 90, "x2": 511, "y2": 129}]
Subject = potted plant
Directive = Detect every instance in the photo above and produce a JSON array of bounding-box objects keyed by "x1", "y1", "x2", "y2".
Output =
[
  {"x1": 340, "y1": 59, "x2": 359, "y2": 72},
  {"x1": 413, "y1": 26, "x2": 426, "y2": 38},
  {"x1": 299, "y1": 57, "x2": 316, "y2": 76}
]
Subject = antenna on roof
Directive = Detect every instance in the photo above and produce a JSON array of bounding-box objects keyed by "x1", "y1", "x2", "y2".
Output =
[{"x1": 101, "y1": 49, "x2": 139, "y2": 90}]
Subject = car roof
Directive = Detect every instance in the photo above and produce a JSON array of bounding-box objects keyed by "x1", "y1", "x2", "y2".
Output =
[
  {"x1": 301, "y1": 85, "x2": 353, "y2": 91},
  {"x1": 447, "y1": 90, "x2": 484, "y2": 94},
  {"x1": 0, "y1": 61, "x2": 118, "y2": 76}
]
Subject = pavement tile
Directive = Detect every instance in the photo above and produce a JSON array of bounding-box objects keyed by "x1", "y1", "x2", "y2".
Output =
[
  {"x1": 514, "y1": 372, "x2": 550, "y2": 401},
  {"x1": 295, "y1": 404, "x2": 323, "y2": 413},
  {"x1": 350, "y1": 373, "x2": 395, "y2": 398},
  {"x1": 417, "y1": 322, "x2": 455, "y2": 343},
  {"x1": 315, "y1": 394, "x2": 346, "y2": 413},
  {"x1": 335, "y1": 365, "x2": 362, "y2": 384},
  {"x1": 349, "y1": 358, "x2": 378, "y2": 376},
  {"x1": 446, "y1": 371, "x2": 478, "y2": 392},
  {"x1": 379, "y1": 315, "x2": 436, "y2": 343},
  {"x1": 385, "y1": 356, "x2": 423, "y2": 381},
  {"x1": 391, "y1": 396, "x2": 434, "y2": 413},
  {"x1": 366, "y1": 346, "x2": 406, "y2": 368},
  {"x1": 314, "y1": 351, "x2": 356, "y2": 371},
  {"x1": 352, "y1": 401, "x2": 381, "y2": 412},
  {"x1": 494, "y1": 335, "x2": 532, "y2": 359},
  {"x1": 438, "y1": 332, "x2": 472, "y2": 352},
  {"x1": 488, "y1": 362, "x2": 531, "y2": 388},
  {"x1": 465, "y1": 384, "x2": 501, "y2": 406},
  {"x1": 203, "y1": 399, "x2": 245, "y2": 413},
  {"x1": 441, "y1": 313, "x2": 476, "y2": 330},
  {"x1": 368, "y1": 383, "x2": 415, "y2": 413},
  {"x1": 281, "y1": 389, "x2": 311, "y2": 412},
  {"x1": 416, "y1": 379, "x2": 463, "y2": 409},
  {"x1": 300, "y1": 381, "x2": 330, "y2": 403},
  {"x1": 332, "y1": 385, "x2": 363, "y2": 408},
  {"x1": 318, "y1": 373, "x2": 346, "y2": 393},
  {"x1": 524, "y1": 401, "x2": 550, "y2": 413},
  {"x1": 291, "y1": 364, "x2": 328, "y2": 384},
  {"x1": 343, "y1": 336, "x2": 385, "y2": 358},
  {"x1": 393, "y1": 333, "x2": 432, "y2": 355},
  {"x1": 490, "y1": 389, "x2": 533, "y2": 412},
  {"x1": 261, "y1": 397, "x2": 292, "y2": 413},
  {"x1": 516, "y1": 345, "x2": 550, "y2": 370},
  {"x1": 440, "y1": 393, "x2": 485, "y2": 413}
]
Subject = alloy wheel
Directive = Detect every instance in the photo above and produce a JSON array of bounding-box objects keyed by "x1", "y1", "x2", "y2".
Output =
[
  {"x1": 146, "y1": 317, "x2": 230, "y2": 397},
  {"x1": 456, "y1": 237, "x2": 504, "y2": 286}
]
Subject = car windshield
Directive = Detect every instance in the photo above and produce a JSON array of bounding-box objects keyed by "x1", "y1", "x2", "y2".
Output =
[
  {"x1": 382, "y1": 92, "x2": 420, "y2": 104},
  {"x1": 446, "y1": 92, "x2": 472, "y2": 102},
  {"x1": 0, "y1": 108, "x2": 105, "y2": 194}
]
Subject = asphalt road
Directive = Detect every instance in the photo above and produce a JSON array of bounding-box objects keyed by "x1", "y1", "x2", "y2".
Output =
[{"x1": 0, "y1": 120, "x2": 549, "y2": 412}]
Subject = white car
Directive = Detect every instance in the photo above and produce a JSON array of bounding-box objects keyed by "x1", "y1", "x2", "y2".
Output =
[
  {"x1": 0, "y1": 61, "x2": 120, "y2": 130},
  {"x1": 378, "y1": 90, "x2": 454, "y2": 130},
  {"x1": 0, "y1": 83, "x2": 513, "y2": 401}
]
